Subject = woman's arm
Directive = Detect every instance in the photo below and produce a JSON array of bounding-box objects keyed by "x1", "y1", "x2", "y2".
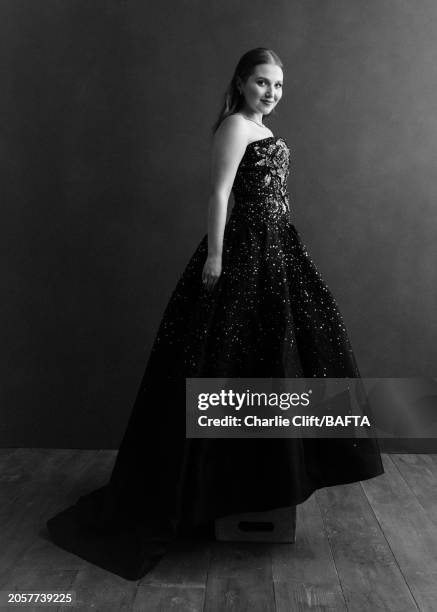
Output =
[{"x1": 202, "y1": 115, "x2": 249, "y2": 291}]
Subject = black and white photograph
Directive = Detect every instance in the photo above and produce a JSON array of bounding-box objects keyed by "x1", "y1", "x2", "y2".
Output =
[{"x1": 1, "y1": 1, "x2": 437, "y2": 610}]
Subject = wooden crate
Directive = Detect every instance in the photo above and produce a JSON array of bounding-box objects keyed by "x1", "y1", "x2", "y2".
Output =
[{"x1": 215, "y1": 506, "x2": 296, "y2": 543}]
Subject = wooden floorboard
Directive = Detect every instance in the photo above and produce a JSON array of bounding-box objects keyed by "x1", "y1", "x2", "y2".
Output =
[
  {"x1": 141, "y1": 538, "x2": 210, "y2": 588},
  {"x1": 390, "y1": 454, "x2": 437, "y2": 528},
  {"x1": 316, "y1": 480, "x2": 417, "y2": 611},
  {"x1": 271, "y1": 493, "x2": 347, "y2": 611},
  {"x1": 0, "y1": 450, "x2": 436, "y2": 611},
  {"x1": 362, "y1": 454, "x2": 437, "y2": 612},
  {"x1": 204, "y1": 540, "x2": 275, "y2": 611},
  {"x1": 64, "y1": 566, "x2": 138, "y2": 611},
  {"x1": 133, "y1": 584, "x2": 205, "y2": 612}
]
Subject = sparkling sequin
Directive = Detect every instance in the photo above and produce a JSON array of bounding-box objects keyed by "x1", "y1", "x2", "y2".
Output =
[{"x1": 146, "y1": 135, "x2": 361, "y2": 383}]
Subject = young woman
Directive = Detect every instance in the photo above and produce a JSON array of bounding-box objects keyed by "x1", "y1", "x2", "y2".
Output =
[{"x1": 47, "y1": 48, "x2": 384, "y2": 581}]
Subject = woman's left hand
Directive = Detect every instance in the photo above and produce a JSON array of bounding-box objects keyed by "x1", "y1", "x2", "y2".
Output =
[{"x1": 202, "y1": 255, "x2": 222, "y2": 291}]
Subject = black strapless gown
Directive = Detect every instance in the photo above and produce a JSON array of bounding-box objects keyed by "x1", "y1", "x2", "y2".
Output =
[{"x1": 46, "y1": 135, "x2": 384, "y2": 580}]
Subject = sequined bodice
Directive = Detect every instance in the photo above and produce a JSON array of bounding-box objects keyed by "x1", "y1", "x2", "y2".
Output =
[{"x1": 231, "y1": 136, "x2": 291, "y2": 225}]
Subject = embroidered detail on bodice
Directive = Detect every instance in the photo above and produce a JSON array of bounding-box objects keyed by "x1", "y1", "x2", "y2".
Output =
[{"x1": 231, "y1": 136, "x2": 291, "y2": 225}]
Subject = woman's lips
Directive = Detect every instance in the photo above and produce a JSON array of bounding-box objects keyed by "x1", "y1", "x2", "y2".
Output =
[{"x1": 262, "y1": 100, "x2": 274, "y2": 105}]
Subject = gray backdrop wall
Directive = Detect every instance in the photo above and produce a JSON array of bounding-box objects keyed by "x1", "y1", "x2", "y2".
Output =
[{"x1": 1, "y1": 0, "x2": 436, "y2": 448}]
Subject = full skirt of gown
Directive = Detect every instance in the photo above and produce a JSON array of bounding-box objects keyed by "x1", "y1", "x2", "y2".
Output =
[{"x1": 46, "y1": 136, "x2": 384, "y2": 580}]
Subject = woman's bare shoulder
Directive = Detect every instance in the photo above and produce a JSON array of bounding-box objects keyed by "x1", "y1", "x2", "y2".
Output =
[
  {"x1": 220, "y1": 113, "x2": 248, "y2": 129},
  {"x1": 213, "y1": 114, "x2": 250, "y2": 152}
]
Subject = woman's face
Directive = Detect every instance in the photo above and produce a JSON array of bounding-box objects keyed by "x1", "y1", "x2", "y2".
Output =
[{"x1": 239, "y1": 63, "x2": 283, "y2": 117}]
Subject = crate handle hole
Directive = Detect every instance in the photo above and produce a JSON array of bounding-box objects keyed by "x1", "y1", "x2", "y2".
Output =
[{"x1": 238, "y1": 521, "x2": 274, "y2": 533}]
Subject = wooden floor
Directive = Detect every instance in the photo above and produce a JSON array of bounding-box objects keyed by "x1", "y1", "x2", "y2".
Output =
[{"x1": 1, "y1": 450, "x2": 437, "y2": 611}]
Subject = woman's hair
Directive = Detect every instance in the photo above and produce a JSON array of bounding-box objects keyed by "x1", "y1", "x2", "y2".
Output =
[{"x1": 212, "y1": 47, "x2": 283, "y2": 134}]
